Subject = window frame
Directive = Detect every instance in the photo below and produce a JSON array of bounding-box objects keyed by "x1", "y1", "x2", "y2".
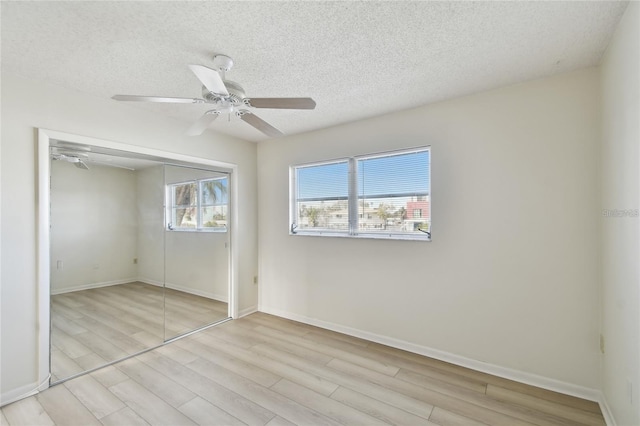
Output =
[
  {"x1": 166, "y1": 176, "x2": 228, "y2": 233},
  {"x1": 290, "y1": 146, "x2": 431, "y2": 241}
]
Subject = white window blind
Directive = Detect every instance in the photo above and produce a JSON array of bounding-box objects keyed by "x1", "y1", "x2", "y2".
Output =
[
  {"x1": 290, "y1": 147, "x2": 431, "y2": 240},
  {"x1": 293, "y1": 160, "x2": 349, "y2": 233},
  {"x1": 356, "y1": 149, "x2": 430, "y2": 236}
]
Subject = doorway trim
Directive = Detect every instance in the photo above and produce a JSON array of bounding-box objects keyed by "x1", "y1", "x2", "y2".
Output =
[{"x1": 37, "y1": 128, "x2": 240, "y2": 390}]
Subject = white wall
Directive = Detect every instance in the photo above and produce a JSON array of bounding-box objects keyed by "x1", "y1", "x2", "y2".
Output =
[
  {"x1": 50, "y1": 161, "x2": 138, "y2": 293},
  {"x1": 258, "y1": 68, "x2": 601, "y2": 390},
  {"x1": 0, "y1": 72, "x2": 258, "y2": 399},
  {"x1": 164, "y1": 231, "x2": 229, "y2": 302},
  {"x1": 600, "y1": 2, "x2": 640, "y2": 425}
]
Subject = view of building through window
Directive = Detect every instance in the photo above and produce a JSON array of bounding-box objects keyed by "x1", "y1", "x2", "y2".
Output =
[{"x1": 292, "y1": 148, "x2": 430, "y2": 239}]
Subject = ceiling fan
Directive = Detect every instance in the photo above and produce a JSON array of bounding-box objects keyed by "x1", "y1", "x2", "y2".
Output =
[
  {"x1": 51, "y1": 152, "x2": 134, "y2": 171},
  {"x1": 112, "y1": 54, "x2": 316, "y2": 137},
  {"x1": 52, "y1": 152, "x2": 90, "y2": 170}
]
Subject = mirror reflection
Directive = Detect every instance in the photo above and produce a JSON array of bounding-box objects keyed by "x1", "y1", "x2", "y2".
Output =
[
  {"x1": 163, "y1": 164, "x2": 230, "y2": 340},
  {"x1": 49, "y1": 145, "x2": 230, "y2": 382}
]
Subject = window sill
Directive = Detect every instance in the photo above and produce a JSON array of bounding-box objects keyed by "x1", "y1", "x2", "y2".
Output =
[
  {"x1": 167, "y1": 228, "x2": 227, "y2": 233},
  {"x1": 290, "y1": 231, "x2": 431, "y2": 242}
]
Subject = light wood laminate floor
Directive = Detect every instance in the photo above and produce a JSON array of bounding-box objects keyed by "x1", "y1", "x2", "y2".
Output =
[
  {"x1": 3, "y1": 312, "x2": 605, "y2": 426},
  {"x1": 50, "y1": 282, "x2": 229, "y2": 382}
]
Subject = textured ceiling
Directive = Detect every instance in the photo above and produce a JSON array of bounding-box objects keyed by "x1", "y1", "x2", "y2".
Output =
[{"x1": 1, "y1": 1, "x2": 629, "y2": 142}]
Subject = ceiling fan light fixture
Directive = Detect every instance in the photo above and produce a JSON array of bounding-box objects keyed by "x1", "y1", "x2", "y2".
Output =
[{"x1": 216, "y1": 105, "x2": 234, "y2": 114}]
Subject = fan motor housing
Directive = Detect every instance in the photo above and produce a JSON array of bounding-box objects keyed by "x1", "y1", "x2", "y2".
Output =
[{"x1": 203, "y1": 80, "x2": 246, "y2": 105}]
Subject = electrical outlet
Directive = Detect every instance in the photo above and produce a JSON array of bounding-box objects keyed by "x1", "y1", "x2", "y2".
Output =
[
  {"x1": 253, "y1": 276, "x2": 258, "y2": 284},
  {"x1": 599, "y1": 334, "x2": 605, "y2": 354},
  {"x1": 56, "y1": 260, "x2": 63, "y2": 271}
]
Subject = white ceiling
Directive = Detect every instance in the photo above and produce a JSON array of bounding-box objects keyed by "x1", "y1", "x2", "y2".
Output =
[{"x1": 1, "y1": 1, "x2": 628, "y2": 142}]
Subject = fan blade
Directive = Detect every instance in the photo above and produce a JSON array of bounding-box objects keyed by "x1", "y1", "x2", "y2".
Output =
[
  {"x1": 245, "y1": 97, "x2": 316, "y2": 109},
  {"x1": 240, "y1": 112, "x2": 284, "y2": 138},
  {"x1": 186, "y1": 112, "x2": 221, "y2": 136},
  {"x1": 188, "y1": 65, "x2": 229, "y2": 96},
  {"x1": 112, "y1": 95, "x2": 205, "y2": 104},
  {"x1": 74, "y1": 160, "x2": 90, "y2": 170}
]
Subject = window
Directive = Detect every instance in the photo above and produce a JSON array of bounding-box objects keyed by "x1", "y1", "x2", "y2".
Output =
[
  {"x1": 167, "y1": 177, "x2": 228, "y2": 232},
  {"x1": 291, "y1": 160, "x2": 349, "y2": 233},
  {"x1": 290, "y1": 147, "x2": 430, "y2": 240}
]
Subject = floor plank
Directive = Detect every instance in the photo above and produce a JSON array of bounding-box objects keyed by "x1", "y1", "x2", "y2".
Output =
[
  {"x1": 100, "y1": 407, "x2": 150, "y2": 426},
  {"x1": 271, "y1": 379, "x2": 388, "y2": 425},
  {"x1": 50, "y1": 348, "x2": 84, "y2": 379},
  {"x1": 52, "y1": 326, "x2": 93, "y2": 359},
  {"x1": 486, "y1": 385, "x2": 606, "y2": 426},
  {"x1": 185, "y1": 357, "x2": 342, "y2": 426},
  {"x1": 108, "y1": 379, "x2": 196, "y2": 425},
  {"x1": 368, "y1": 340, "x2": 602, "y2": 415},
  {"x1": 139, "y1": 351, "x2": 276, "y2": 426},
  {"x1": 252, "y1": 341, "x2": 436, "y2": 420},
  {"x1": 195, "y1": 332, "x2": 340, "y2": 396},
  {"x1": 254, "y1": 324, "x2": 400, "y2": 376},
  {"x1": 330, "y1": 385, "x2": 437, "y2": 425},
  {"x1": 116, "y1": 358, "x2": 197, "y2": 408},
  {"x1": 429, "y1": 406, "x2": 491, "y2": 426},
  {"x1": 90, "y1": 365, "x2": 129, "y2": 389},
  {"x1": 75, "y1": 353, "x2": 109, "y2": 371},
  {"x1": 176, "y1": 337, "x2": 282, "y2": 388},
  {"x1": 178, "y1": 396, "x2": 247, "y2": 426},
  {"x1": 327, "y1": 357, "x2": 561, "y2": 426},
  {"x1": 327, "y1": 359, "x2": 538, "y2": 426},
  {"x1": 52, "y1": 312, "x2": 88, "y2": 336},
  {"x1": 153, "y1": 342, "x2": 200, "y2": 365},
  {"x1": 36, "y1": 383, "x2": 101, "y2": 425},
  {"x1": 264, "y1": 416, "x2": 296, "y2": 426},
  {"x1": 63, "y1": 374, "x2": 125, "y2": 419},
  {"x1": 2, "y1": 398, "x2": 54, "y2": 426},
  {"x1": 396, "y1": 366, "x2": 487, "y2": 394}
]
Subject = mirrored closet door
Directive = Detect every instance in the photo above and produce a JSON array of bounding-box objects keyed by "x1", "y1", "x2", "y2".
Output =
[{"x1": 49, "y1": 143, "x2": 230, "y2": 383}]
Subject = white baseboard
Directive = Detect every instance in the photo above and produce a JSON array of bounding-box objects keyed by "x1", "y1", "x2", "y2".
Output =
[
  {"x1": 138, "y1": 278, "x2": 228, "y2": 303},
  {"x1": 238, "y1": 305, "x2": 258, "y2": 318},
  {"x1": 259, "y1": 306, "x2": 603, "y2": 404},
  {"x1": 0, "y1": 381, "x2": 41, "y2": 407},
  {"x1": 596, "y1": 392, "x2": 617, "y2": 426},
  {"x1": 165, "y1": 282, "x2": 228, "y2": 303},
  {"x1": 50, "y1": 278, "x2": 137, "y2": 295},
  {"x1": 138, "y1": 277, "x2": 163, "y2": 287}
]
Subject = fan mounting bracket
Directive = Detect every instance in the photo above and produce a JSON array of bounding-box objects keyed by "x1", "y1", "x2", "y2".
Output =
[{"x1": 213, "y1": 54, "x2": 234, "y2": 72}]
